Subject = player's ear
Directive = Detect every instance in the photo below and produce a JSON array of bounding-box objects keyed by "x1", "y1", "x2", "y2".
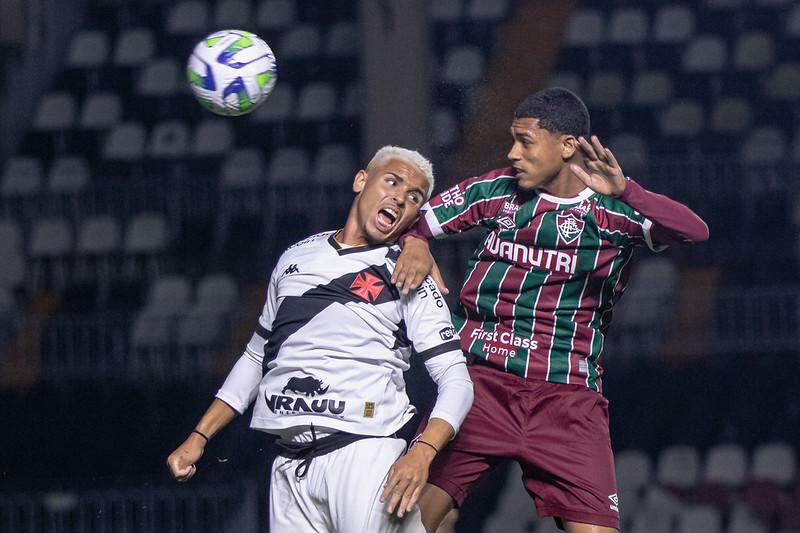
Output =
[
  {"x1": 561, "y1": 135, "x2": 578, "y2": 160},
  {"x1": 353, "y1": 169, "x2": 368, "y2": 193}
]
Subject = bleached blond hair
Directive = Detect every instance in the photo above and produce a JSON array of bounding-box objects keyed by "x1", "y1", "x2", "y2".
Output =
[{"x1": 366, "y1": 146, "x2": 435, "y2": 200}]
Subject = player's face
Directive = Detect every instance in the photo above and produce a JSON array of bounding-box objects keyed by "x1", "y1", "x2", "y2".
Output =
[
  {"x1": 352, "y1": 158, "x2": 428, "y2": 244},
  {"x1": 507, "y1": 118, "x2": 568, "y2": 190}
]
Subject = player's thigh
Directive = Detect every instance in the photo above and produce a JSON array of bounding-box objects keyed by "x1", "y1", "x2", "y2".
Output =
[
  {"x1": 269, "y1": 455, "x2": 330, "y2": 533},
  {"x1": 327, "y1": 437, "x2": 425, "y2": 533},
  {"x1": 418, "y1": 483, "x2": 455, "y2": 533}
]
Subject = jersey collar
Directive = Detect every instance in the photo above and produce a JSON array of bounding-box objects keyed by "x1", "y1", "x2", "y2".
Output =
[
  {"x1": 535, "y1": 187, "x2": 595, "y2": 204},
  {"x1": 327, "y1": 233, "x2": 387, "y2": 256}
]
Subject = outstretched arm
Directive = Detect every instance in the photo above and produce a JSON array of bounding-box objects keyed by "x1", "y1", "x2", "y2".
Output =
[{"x1": 571, "y1": 135, "x2": 709, "y2": 247}]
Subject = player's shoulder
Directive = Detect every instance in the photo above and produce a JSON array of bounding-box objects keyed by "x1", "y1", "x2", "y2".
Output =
[
  {"x1": 409, "y1": 276, "x2": 447, "y2": 310},
  {"x1": 285, "y1": 231, "x2": 336, "y2": 252},
  {"x1": 595, "y1": 193, "x2": 646, "y2": 222}
]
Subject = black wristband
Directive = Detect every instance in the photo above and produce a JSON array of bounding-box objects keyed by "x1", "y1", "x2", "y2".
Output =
[
  {"x1": 410, "y1": 435, "x2": 439, "y2": 454},
  {"x1": 192, "y1": 429, "x2": 209, "y2": 443}
]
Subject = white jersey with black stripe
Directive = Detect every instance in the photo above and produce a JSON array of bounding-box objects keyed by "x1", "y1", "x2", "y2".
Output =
[{"x1": 218, "y1": 231, "x2": 463, "y2": 437}]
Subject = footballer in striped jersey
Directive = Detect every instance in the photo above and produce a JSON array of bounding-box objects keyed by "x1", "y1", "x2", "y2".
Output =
[{"x1": 394, "y1": 88, "x2": 709, "y2": 532}]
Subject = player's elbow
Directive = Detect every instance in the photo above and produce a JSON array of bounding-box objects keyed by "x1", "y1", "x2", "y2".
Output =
[{"x1": 688, "y1": 220, "x2": 710, "y2": 244}]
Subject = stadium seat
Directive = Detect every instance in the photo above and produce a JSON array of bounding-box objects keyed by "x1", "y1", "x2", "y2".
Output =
[
  {"x1": 565, "y1": 9, "x2": 604, "y2": 47},
  {"x1": 113, "y1": 28, "x2": 155, "y2": 66},
  {"x1": 741, "y1": 127, "x2": 787, "y2": 163},
  {"x1": 311, "y1": 144, "x2": 356, "y2": 184},
  {"x1": 131, "y1": 311, "x2": 172, "y2": 349},
  {"x1": 166, "y1": 1, "x2": 209, "y2": 35},
  {"x1": 325, "y1": 22, "x2": 358, "y2": 57},
  {"x1": 608, "y1": 133, "x2": 648, "y2": 172},
  {"x1": 630, "y1": 489, "x2": 681, "y2": 533},
  {"x1": 703, "y1": 443, "x2": 748, "y2": 487},
  {"x1": 751, "y1": 442, "x2": 796, "y2": 485},
  {"x1": 653, "y1": 5, "x2": 695, "y2": 43},
  {"x1": 252, "y1": 83, "x2": 294, "y2": 123},
  {"x1": 705, "y1": 0, "x2": 747, "y2": 7},
  {"x1": 195, "y1": 273, "x2": 238, "y2": 313},
  {"x1": 33, "y1": 92, "x2": 76, "y2": 131},
  {"x1": 430, "y1": 0, "x2": 462, "y2": 22},
  {"x1": 763, "y1": 63, "x2": 800, "y2": 100},
  {"x1": 2, "y1": 157, "x2": 43, "y2": 197},
  {"x1": 0, "y1": 219, "x2": 22, "y2": 249},
  {"x1": 0, "y1": 246, "x2": 24, "y2": 288},
  {"x1": 441, "y1": 46, "x2": 485, "y2": 85},
  {"x1": 297, "y1": 82, "x2": 337, "y2": 121},
  {"x1": 79, "y1": 92, "x2": 122, "y2": 129},
  {"x1": 630, "y1": 70, "x2": 673, "y2": 106},
  {"x1": 66, "y1": 30, "x2": 109, "y2": 68},
  {"x1": 192, "y1": 119, "x2": 234, "y2": 156},
  {"x1": 431, "y1": 107, "x2": 459, "y2": 149},
  {"x1": 214, "y1": 0, "x2": 251, "y2": 28},
  {"x1": 30, "y1": 218, "x2": 72, "y2": 258},
  {"x1": 466, "y1": 0, "x2": 509, "y2": 22},
  {"x1": 77, "y1": 216, "x2": 120, "y2": 255},
  {"x1": 138, "y1": 58, "x2": 179, "y2": 96},
  {"x1": 616, "y1": 449, "x2": 652, "y2": 493},
  {"x1": 103, "y1": 122, "x2": 146, "y2": 161},
  {"x1": 657, "y1": 445, "x2": 700, "y2": 490},
  {"x1": 267, "y1": 147, "x2": 310, "y2": 184},
  {"x1": 256, "y1": 0, "x2": 296, "y2": 30},
  {"x1": 586, "y1": 72, "x2": 625, "y2": 108},
  {"x1": 281, "y1": 25, "x2": 321, "y2": 58},
  {"x1": 124, "y1": 213, "x2": 167, "y2": 255},
  {"x1": 787, "y1": 4, "x2": 800, "y2": 37},
  {"x1": 143, "y1": 275, "x2": 191, "y2": 317},
  {"x1": 483, "y1": 464, "x2": 539, "y2": 533},
  {"x1": 728, "y1": 504, "x2": 769, "y2": 533},
  {"x1": 676, "y1": 505, "x2": 722, "y2": 533},
  {"x1": 660, "y1": 100, "x2": 704, "y2": 136},
  {"x1": 341, "y1": 82, "x2": 363, "y2": 118},
  {"x1": 177, "y1": 310, "x2": 224, "y2": 348},
  {"x1": 608, "y1": 7, "x2": 648, "y2": 45},
  {"x1": 733, "y1": 32, "x2": 775, "y2": 71},
  {"x1": 48, "y1": 156, "x2": 89, "y2": 193},
  {"x1": 683, "y1": 35, "x2": 727, "y2": 72},
  {"x1": 149, "y1": 120, "x2": 190, "y2": 158},
  {"x1": 222, "y1": 148, "x2": 266, "y2": 188},
  {"x1": 547, "y1": 72, "x2": 583, "y2": 97},
  {"x1": 709, "y1": 97, "x2": 752, "y2": 133}
]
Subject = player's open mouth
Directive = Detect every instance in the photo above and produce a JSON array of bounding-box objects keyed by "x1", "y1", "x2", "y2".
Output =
[{"x1": 376, "y1": 207, "x2": 400, "y2": 232}]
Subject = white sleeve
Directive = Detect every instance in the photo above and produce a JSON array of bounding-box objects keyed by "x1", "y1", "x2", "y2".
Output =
[
  {"x1": 215, "y1": 266, "x2": 280, "y2": 414},
  {"x1": 402, "y1": 276, "x2": 473, "y2": 435}
]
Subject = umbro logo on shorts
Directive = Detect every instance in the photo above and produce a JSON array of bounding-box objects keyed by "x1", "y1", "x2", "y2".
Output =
[{"x1": 608, "y1": 493, "x2": 619, "y2": 513}]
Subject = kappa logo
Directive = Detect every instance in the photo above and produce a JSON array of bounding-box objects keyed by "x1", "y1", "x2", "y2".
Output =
[
  {"x1": 349, "y1": 271, "x2": 385, "y2": 302},
  {"x1": 608, "y1": 493, "x2": 619, "y2": 513},
  {"x1": 283, "y1": 264, "x2": 299, "y2": 276},
  {"x1": 556, "y1": 213, "x2": 585, "y2": 244}
]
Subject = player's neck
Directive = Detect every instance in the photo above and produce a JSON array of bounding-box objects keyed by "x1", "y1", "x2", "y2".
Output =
[{"x1": 540, "y1": 168, "x2": 586, "y2": 199}]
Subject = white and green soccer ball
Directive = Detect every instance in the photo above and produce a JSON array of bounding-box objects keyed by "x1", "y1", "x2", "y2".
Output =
[{"x1": 187, "y1": 30, "x2": 277, "y2": 116}]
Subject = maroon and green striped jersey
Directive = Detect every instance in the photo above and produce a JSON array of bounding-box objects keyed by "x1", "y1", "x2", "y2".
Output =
[{"x1": 413, "y1": 168, "x2": 666, "y2": 392}]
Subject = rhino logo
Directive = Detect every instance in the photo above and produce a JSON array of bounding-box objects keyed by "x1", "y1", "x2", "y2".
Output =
[{"x1": 282, "y1": 376, "x2": 329, "y2": 397}]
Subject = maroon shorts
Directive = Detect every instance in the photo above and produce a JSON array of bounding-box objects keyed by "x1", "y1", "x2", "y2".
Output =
[{"x1": 426, "y1": 363, "x2": 619, "y2": 530}]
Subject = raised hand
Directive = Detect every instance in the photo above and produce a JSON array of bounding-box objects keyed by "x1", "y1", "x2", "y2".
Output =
[
  {"x1": 570, "y1": 135, "x2": 627, "y2": 198},
  {"x1": 167, "y1": 432, "x2": 206, "y2": 482},
  {"x1": 379, "y1": 443, "x2": 436, "y2": 518},
  {"x1": 391, "y1": 237, "x2": 449, "y2": 296}
]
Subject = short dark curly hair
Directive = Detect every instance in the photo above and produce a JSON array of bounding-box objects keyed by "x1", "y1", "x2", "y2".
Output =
[{"x1": 514, "y1": 87, "x2": 590, "y2": 138}]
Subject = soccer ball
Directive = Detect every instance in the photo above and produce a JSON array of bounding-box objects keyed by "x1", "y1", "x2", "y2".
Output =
[{"x1": 187, "y1": 30, "x2": 277, "y2": 116}]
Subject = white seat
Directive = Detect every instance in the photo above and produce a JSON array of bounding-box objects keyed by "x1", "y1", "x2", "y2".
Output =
[
  {"x1": 113, "y1": 28, "x2": 155, "y2": 66},
  {"x1": 733, "y1": 32, "x2": 774, "y2": 71},
  {"x1": 138, "y1": 58, "x2": 179, "y2": 96},
  {"x1": 787, "y1": 4, "x2": 800, "y2": 37},
  {"x1": 430, "y1": 0, "x2": 462, "y2": 21},
  {"x1": 630, "y1": 71, "x2": 672, "y2": 106},
  {"x1": 325, "y1": 22, "x2": 359, "y2": 57},
  {"x1": 166, "y1": 0, "x2": 209, "y2": 35},
  {"x1": 676, "y1": 505, "x2": 721, "y2": 533},
  {"x1": 104, "y1": 122, "x2": 146, "y2": 161},
  {"x1": 466, "y1": 0, "x2": 508, "y2": 21},
  {"x1": 548, "y1": 72, "x2": 583, "y2": 97},
  {"x1": 728, "y1": 504, "x2": 768, "y2": 533},
  {"x1": 77, "y1": 216, "x2": 120, "y2": 254},
  {"x1": 660, "y1": 100, "x2": 703, "y2": 136},
  {"x1": 587, "y1": 72, "x2": 625, "y2": 107},
  {"x1": 252, "y1": 83, "x2": 293, "y2": 123},
  {"x1": 341, "y1": 83, "x2": 363, "y2": 118},
  {"x1": 124, "y1": 213, "x2": 167, "y2": 254},
  {"x1": 653, "y1": 5, "x2": 695, "y2": 43},
  {"x1": 608, "y1": 7, "x2": 648, "y2": 45},
  {"x1": 608, "y1": 133, "x2": 647, "y2": 171},
  {"x1": 214, "y1": 0, "x2": 251, "y2": 27},
  {"x1": 222, "y1": 148, "x2": 266, "y2": 188},
  {"x1": 281, "y1": 25, "x2": 321, "y2": 58},
  {"x1": 703, "y1": 443, "x2": 747, "y2": 487},
  {"x1": 657, "y1": 445, "x2": 700, "y2": 489},
  {"x1": 751, "y1": 442, "x2": 796, "y2": 485},
  {"x1": 565, "y1": 9, "x2": 604, "y2": 47},
  {"x1": 48, "y1": 156, "x2": 89, "y2": 193},
  {"x1": 34, "y1": 92, "x2": 76, "y2": 130},
  {"x1": 66, "y1": 30, "x2": 109, "y2": 68},
  {"x1": 615, "y1": 449, "x2": 652, "y2": 493},
  {"x1": 441, "y1": 46, "x2": 484, "y2": 85},
  {"x1": 741, "y1": 127, "x2": 786, "y2": 163},
  {"x1": 30, "y1": 218, "x2": 72, "y2": 257},
  {"x1": 149, "y1": 120, "x2": 190, "y2": 158},
  {"x1": 683, "y1": 35, "x2": 727, "y2": 72},
  {"x1": 145, "y1": 275, "x2": 191, "y2": 317},
  {"x1": 297, "y1": 82, "x2": 337, "y2": 121},
  {"x1": 2, "y1": 157, "x2": 43, "y2": 197},
  {"x1": 431, "y1": 107, "x2": 459, "y2": 150},
  {"x1": 763, "y1": 63, "x2": 800, "y2": 100},
  {"x1": 256, "y1": 0, "x2": 296, "y2": 30},
  {"x1": 192, "y1": 119, "x2": 234, "y2": 156},
  {"x1": 80, "y1": 91, "x2": 122, "y2": 129},
  {"x1": 195, "y1": 273, "x2": 238, "y2": 312},
  {"x1": 710, "y1": 98, "x2": 752, "y2": 133},
  {"x1": 268, "y1": 147, "x2": 310, "y2": 184},
  {"x1": 312, "y1": 144, "x2": 357, "y2": 184}
]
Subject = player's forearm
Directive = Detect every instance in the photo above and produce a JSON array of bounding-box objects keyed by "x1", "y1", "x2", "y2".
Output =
[
  {"x1": 193, "y1": 398, "x2": 238, "y2": 442},
  {"x1": 416, "y1": 418, "x2": 456, "y2": 458},
  {"x1": 619, "y1": 179, "x2": 709, "y2": 245},
  {"x1": 425, "y1": 352, "x2": 474, "y2": 435}
]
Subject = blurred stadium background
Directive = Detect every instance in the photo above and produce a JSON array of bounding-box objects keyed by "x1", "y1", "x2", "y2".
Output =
[{"x1": 0, "y1": 0, "x2": 799, "y2": 531}]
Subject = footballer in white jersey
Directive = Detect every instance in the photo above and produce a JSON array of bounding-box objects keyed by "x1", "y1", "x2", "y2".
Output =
[{"x1": 167, "y1": 147, "x2": 474, "y2": 533}]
